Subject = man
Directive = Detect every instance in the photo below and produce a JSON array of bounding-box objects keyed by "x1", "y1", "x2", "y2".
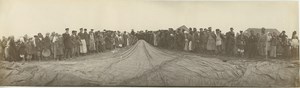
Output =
[
  {"x1": 168, "y1": 28, "x2": 175, "y2": 49},
  {"x1": 279, "y1": 31, "x2": 289, "y2": 58},
  {"x1": 71, "y1": 30, "x2": 80, "y2": 57},
  {"x1": 236, "y1": 31, "x2": 246, "y2": 56},
  {"x1": 62, "y1": 28, "x2": 73, "y2": 59},
  {"x1": 83, "y1": 29, "x2": 90, "y2": 53},
  {"x1": 33, "y1": 35, "x2": 42, "y2": 61},
  {"x1": 192, "y1": 28, "x2": 199, "y2": 52},
  {"x1": 199, "y1": 28, "x2": 204, "y2": 52},
  {"x1": 246, "y1": 30, "x2": 257, "y2": 58},
  {"x1": 78, "y1": 28, "x2": 87, "y2": 55},
  {"x1": 225, "y1": 27, "x2": 235, "y2": 56},
  {"x1": 42, "y1": 33, "x2": 51, "y2": 60},
  {"x1": 89, "y1": 29, "x2": 96, "y2": 53}
]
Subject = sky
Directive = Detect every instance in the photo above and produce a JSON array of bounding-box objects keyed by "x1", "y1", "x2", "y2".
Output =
[{"x1": 0, "y1": 0, "x2": 298, "y2": 37}]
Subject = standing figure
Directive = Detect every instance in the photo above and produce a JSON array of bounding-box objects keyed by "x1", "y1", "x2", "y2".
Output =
[
  {"x1": 191, "y1": 28, "x2": 199, "y2": 52},
  {"x1": 291, "y1": 31, "x2": 299, "y2": 59},
  {"x1": 33, "y1": 35, "x2": 42, "y2": 61},
  {"x1": 206, "y1": 29, "x2": 216, "y2": 55},
  {"x1": 25, "y1": 38, "x2": 34, "y2": 61},
  {"x1": 123, "y1": 31, "x2": 128, "y2": 47},
  {"x1": 0, "y1": 39, "x2": 3, "y2": 60},
  {"x1": 63, "y1": 28, "x2": 73, "y2": 59},
  {"x1": 18, "y1": 37, "x2": 26, "y2": 61},
  {"x1": 78, "y1": 28, "x2": 87, "y2": 55},
  {"x1": 5, "y1": 36, "x2": 19, "y2": 61},
  {"x1": 83, "y1": 29, "x2": 90, "y2": 53},
  {"x1": 89, "y1": 29, "x2": 96, "y2": 53},
  {"x1": 225, "y1": 28, "x2": 235, "y2": 56},
  {"x1": 258, "y1": 28, "x2": 268, "y2": 58},
  {"x1": 56, "y1": 34, "x2": 64, "y2": 60},
  {"x1": 43, "y1": 33, "x2": 51, "y2": 60},
  {"x1": 71, "y1": 31, "x2": 80, "y2": 57},
  {"x1": 236, "y1": 31, "x2": 247, "y2": 56},
  {"x1": 246, "y1": 30, "x2": 257, "y2": 58},
  {"x1": 270, "y1": 32, "x2": 279, "y2": 58},
  {"x1": 184, "y1": 30, "x2": 190, "y2": 51},
  {"x1": 215, "y1": 29, "x2": 223, "y2": 55}
]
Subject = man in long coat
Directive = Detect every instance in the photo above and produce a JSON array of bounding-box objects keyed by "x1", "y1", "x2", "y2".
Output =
[
  {"x1": 225, "y1": 28, "x2": 235, "y2": 56},
  {"x1": 63, "y1": 28, "x2": 73, "y2": 59},
  {"x1": 246, "y1": 30, "x2": 257, "y2": 58}
]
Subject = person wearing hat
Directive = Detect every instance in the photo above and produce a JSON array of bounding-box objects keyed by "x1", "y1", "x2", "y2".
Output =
[
  {"x1": 246, "y1": 30, "x2": 258, "y2": 58},
  {"x1": 258, "y1": 27, "x2": 268, "y2": 58},
  {"x1": 291, "y1": 31, "x2": 299, "y2": 59},
  {"x1": 78, "y1": 28, "x2": 87, "y2": 55},
  {"x1": 88, "y1": 29, "x2": 96, "y2": 53},
  {"x1": 278, "y1": 31, "x2": 288, "y2": 57},
  {"x1": 236, "y1": 31, "x2": 246, "y2": 57},
  {"x1": 225, "y1": 27, "x2": 235, "y2": 56},
  {"x1": 71, "y1": 30, "x2": 80, "y2": 57},
  {"x1": 33, "y1": 35, "x2": 42, "y2": 61},
  {"x1": 83, "y1": 29, "x2": 90, "y2": 53},
  {"x1": 206, "y1": 28, "x2": 216, "y2": 55},
  {"x1": 41, "y1": 33, "x2": 51, "y2": 60},
  {"x1": 62, "y1": 28, "x2": 73, "y2": 59},
  {"x1": 215, "y1": 29, "x2": 224, "y2": 54}
]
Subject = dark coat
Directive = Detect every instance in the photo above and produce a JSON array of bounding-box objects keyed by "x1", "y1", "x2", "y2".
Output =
[{"x1": 63, "y1": 33, "x2": 73, "y2": 49}]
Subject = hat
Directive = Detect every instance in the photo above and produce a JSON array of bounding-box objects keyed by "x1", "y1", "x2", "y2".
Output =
[{"x1": 65, "y1": 28, "x2": 69, "y2": 30}]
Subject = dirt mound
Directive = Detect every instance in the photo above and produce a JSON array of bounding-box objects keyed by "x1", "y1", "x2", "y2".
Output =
[{"x1": 0, "y1": 40, "x2": 298, "y2": 86}]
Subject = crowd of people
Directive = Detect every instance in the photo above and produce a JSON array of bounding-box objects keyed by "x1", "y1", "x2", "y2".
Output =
[
  {"x1": 0, "y1": 26, "x2": 299, "y2": 62},
  {"x1": 137, "y1": 27, "x2": 299, "y2": 59},
  {"x1": 0, "y1": 28, "x2": 138, "y2": 62}
]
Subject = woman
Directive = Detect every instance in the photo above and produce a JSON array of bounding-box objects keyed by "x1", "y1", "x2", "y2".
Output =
[
  {"x1": 270, "y1": 32, "x2": 279, "y2": 58},
  {"x1": 215, "y1": 29, "x2": 223, "y2": 55},
  {"x1": 206, "y1": 30, "x2": 216, "y2": 55},
  {"x1": 25, "y1": 38, "x2": 34, "y2": 61},
  {"x1": 89, "y1": 31, "x2": 96, "y2": 53},
  {"x1": 5, "y1": 36, "x2": 18, "y2": 61},
  {"x1": 184, "y1": 30, "x2": 190, "y2": 51},
  {"x1": 291, "y1": 31, "x2": 299, "y2": 59},
  {"x1": 55, "y1": 34, "x2": 64, "y2": 61}
]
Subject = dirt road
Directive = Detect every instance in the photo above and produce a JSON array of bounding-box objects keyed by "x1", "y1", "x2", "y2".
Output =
[{"x1": 0, "y1": 40, "x2": 298, "y2": 86}]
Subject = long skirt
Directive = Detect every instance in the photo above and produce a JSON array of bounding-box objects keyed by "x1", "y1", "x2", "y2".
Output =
[
  {"x1": 207, "y1": 39, "x2": 216, "y2": 51},
  {"x1": 0, "y1": 46, "x2": 3, "y2": 60},
  {"x1": 89, "y1": 40, "x2": 96, "y2": 51},
  {"x1": 184, "y1": 40, "x2": 189, "y2": 51},
  {"x1": 51, "y1": 44, "x2": 57, "y2": 59},
  {"x1": 270, "y1": 46, "x2": 276, "y2": 58},
  {"x1": 80, "y1": 39, "x2": 87, "y2": 53},
  {"x1": 4, "y1": 46, "x2": 9, "y2": 60},
  {"x1": 127, "y1": 39, "x2": 130, "y2": 46},
  {"x1": 188, "y1": 41, "x2": 192, "y2": 51}
]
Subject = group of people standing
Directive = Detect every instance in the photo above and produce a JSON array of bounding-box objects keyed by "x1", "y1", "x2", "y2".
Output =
[
  {"x1": 137, "y1": 27, "x2": 299, "y2": 59},
  {"x1": 0, "y1": 26, "x2": 298, "y2": 62},
  {"x1": 0, "y1": 28, "x2": 138, "y2": 62}
]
